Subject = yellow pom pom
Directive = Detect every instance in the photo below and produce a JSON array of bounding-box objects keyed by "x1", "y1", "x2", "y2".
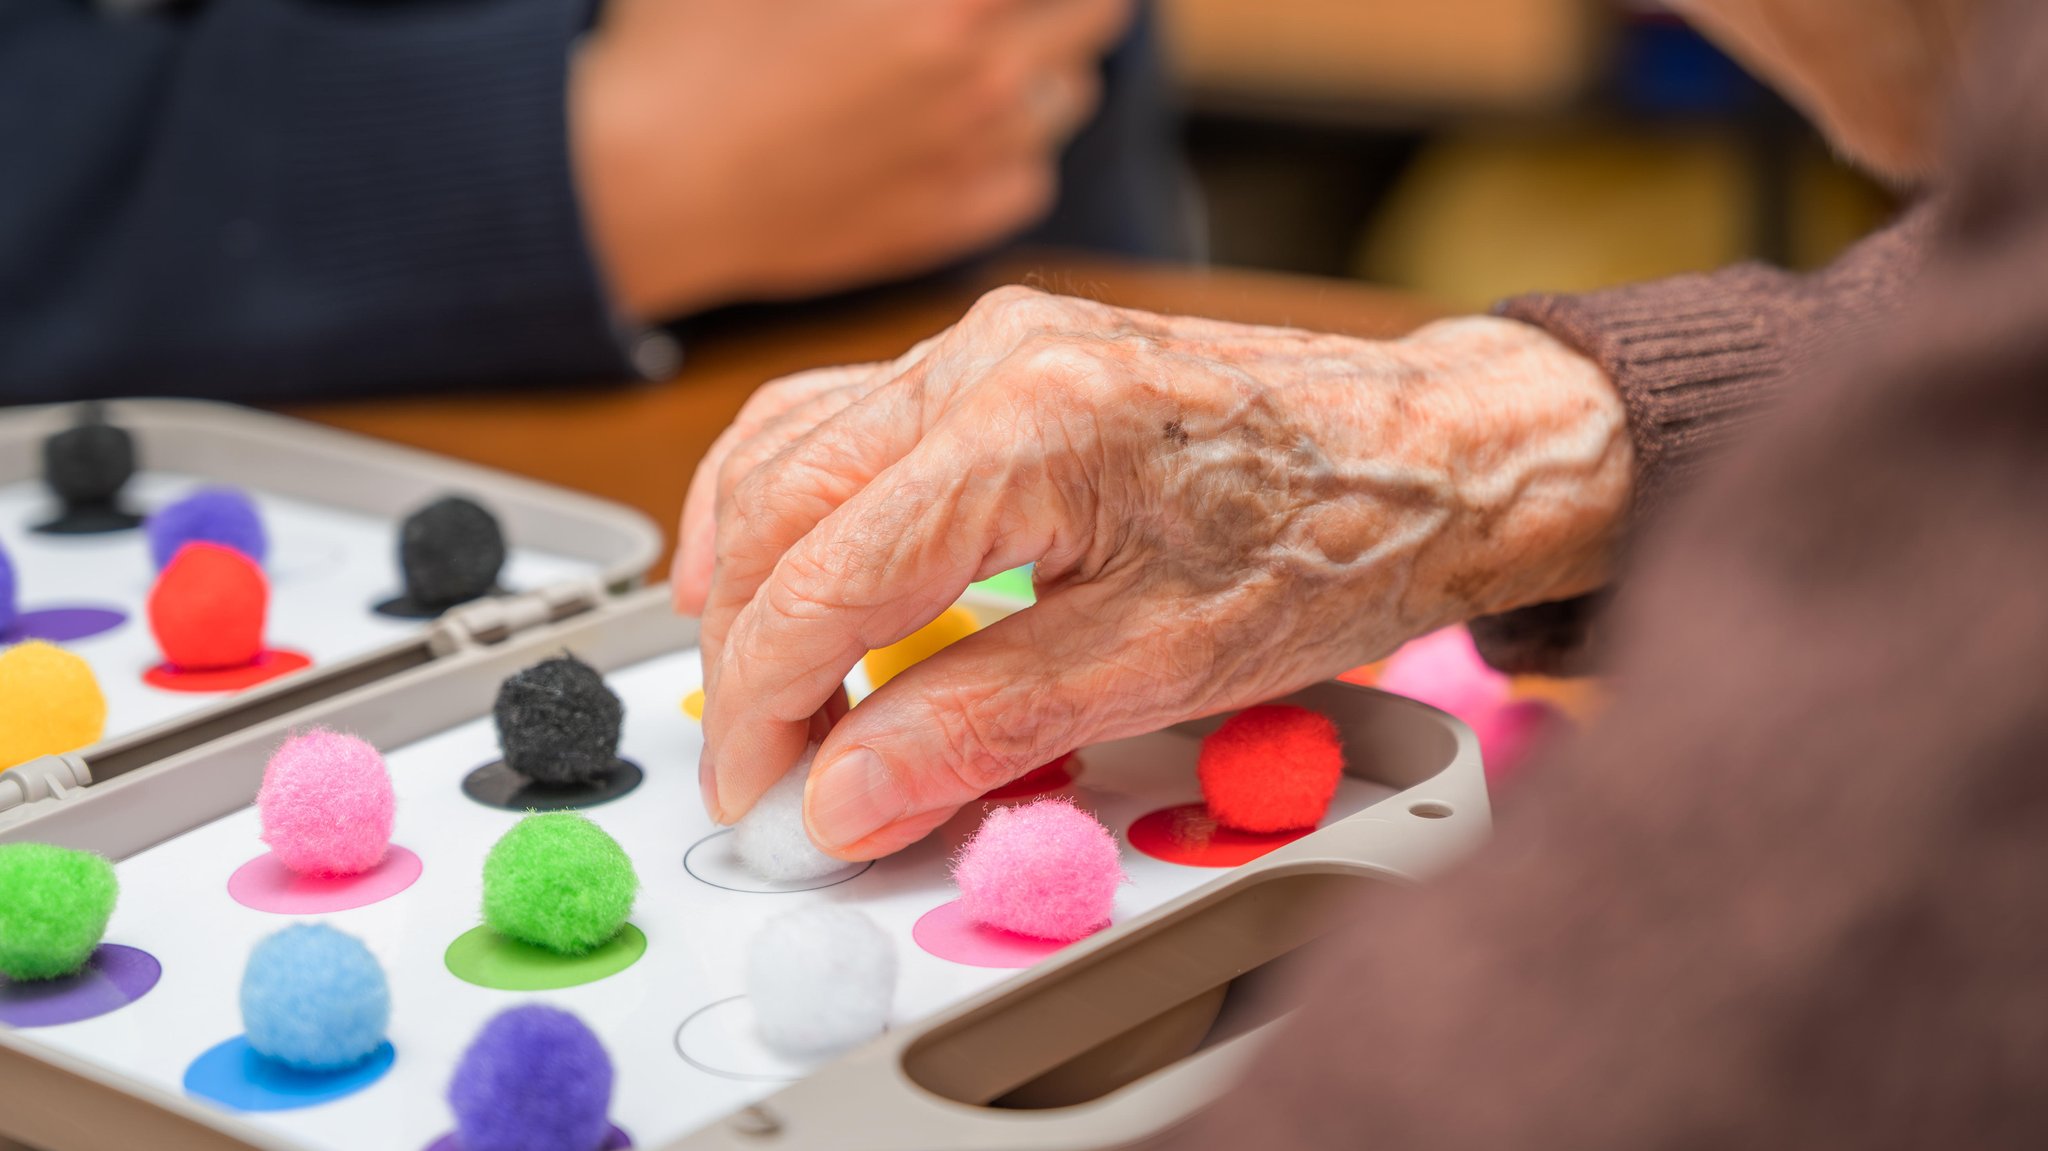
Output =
[
  {"x1": 0, "y1": 642, "x2": 108, "y2": 771},
  {"x1": 680, "y1": 688, "x2": 705, "y2": 721},
  {"x1": 862, "y1": 605, "x2": 981, "y2": 691}
]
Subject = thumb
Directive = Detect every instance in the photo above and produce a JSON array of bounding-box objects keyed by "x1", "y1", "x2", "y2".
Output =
[{"x1": 803, "y1": 588, "x2": 1159, "y2": 858}]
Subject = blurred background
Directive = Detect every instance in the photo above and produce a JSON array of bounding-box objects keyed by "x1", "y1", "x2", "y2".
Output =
[{"x1": 1160, "y1": 0, "x2": 1893, "y2": 308}]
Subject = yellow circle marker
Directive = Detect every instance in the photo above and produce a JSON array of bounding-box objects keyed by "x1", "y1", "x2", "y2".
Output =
[
  {"x1": 680, "y1": 688, "x2": 705, "y2": 721},
  {"x1": 862, "y1": 605, "x2": 981, "y2": 692},
  {"x1": 0, "y1": 641, "x2": 108, "y2": 771}
]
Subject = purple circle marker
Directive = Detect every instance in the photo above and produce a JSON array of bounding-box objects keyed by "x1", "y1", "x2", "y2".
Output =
[
  {"x1": 0, "y1": 944, "x2": 161, "y2": 1028},
  {"x1": 424, "y1": 1123, "x2": 633, "y2": 1151},
  {"x1": 2, "y1": 607, "x2": 127, "y2": 644},
  {"x1": 227, "y1": 846, "x2": 423, "y2": 914}
]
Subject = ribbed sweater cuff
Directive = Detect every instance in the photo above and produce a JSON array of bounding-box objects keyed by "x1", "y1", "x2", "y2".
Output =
[
  {"x1": 1472, "y1": 265, "x2": 1800, "y2": 675},
  {"x1": 1494, "y1": 265, "x2": 1795, "y2": 527}
]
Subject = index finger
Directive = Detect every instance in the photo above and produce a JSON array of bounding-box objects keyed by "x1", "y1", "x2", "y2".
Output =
[{"x1": 699, "y1": 423, "x2": 1057, "y2": 823}]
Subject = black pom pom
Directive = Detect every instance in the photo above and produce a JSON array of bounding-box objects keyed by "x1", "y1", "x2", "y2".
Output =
[
  {"x1": 493, "y1": 656, "x2": 625, "y2": 786},
  {"x1": 399, "y1": 496, "x2": 506, "y2": 610},
  {"x1": 43, "y1": 406, "x2": 135, "y2": 507}
]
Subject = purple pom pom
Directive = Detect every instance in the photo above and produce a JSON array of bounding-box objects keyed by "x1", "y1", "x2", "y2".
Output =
[
  {"x1": 0, "y1": 541, "x2": 16, "y2": 634},
  {"x1": 449, "y1": 1005, "x2": 613, "y2": 1151},
  {"x1": 146, "y1": 487, "x2": 267, "y2": 571}
]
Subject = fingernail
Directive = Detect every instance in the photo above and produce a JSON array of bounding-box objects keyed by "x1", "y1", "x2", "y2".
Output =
[
  {"x1": 806, "y1": 748, "x2": 908, "y2": 851},
  {"x1": 699, "y1": 755, "x2": 725, "y2": 824}
]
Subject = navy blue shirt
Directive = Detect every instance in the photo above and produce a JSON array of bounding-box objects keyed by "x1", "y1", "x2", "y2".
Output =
[{"x1": 0, "y1": 0, "x2": 1184, "y2": 404}]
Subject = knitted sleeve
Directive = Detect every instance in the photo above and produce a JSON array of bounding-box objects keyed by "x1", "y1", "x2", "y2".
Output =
[{"x1": 1467, "y1": 209, "x2": 1932, "y2": 675}]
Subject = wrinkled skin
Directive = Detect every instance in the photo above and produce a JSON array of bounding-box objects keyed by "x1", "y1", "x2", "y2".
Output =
[{"x1": 674, "y1": 288, "x2": 1633, "y2": 859}]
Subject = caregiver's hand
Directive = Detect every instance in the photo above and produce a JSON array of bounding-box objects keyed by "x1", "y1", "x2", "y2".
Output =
[{"x1": 675, "y1": 288, "x2": 1634, "y2": 858}]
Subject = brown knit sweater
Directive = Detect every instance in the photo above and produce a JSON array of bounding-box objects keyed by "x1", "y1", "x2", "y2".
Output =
[{"x1": 1164, "y1": 2, "x2": 2048, "y2": 1148}]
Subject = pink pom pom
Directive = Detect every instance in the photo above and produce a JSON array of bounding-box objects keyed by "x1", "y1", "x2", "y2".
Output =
[
  {"x1": 952, "y1": 798, "x2": 1124, "y2": 942},
  {"x1": 1471, "y1": 699, "x2": 1569, "y2": 786},
  {"x1": 1375, "y1": 626, "x2": 1510, "y2": 725},
  {"x1": 257, "y1": 729, "x2": 395, "y2": 877}
]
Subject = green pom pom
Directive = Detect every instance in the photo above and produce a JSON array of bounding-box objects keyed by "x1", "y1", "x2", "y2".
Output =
[
  {"x1": 482, "y1": 813, "x2": 637, "y2": 955},
  {"x1": 0, "y1": 843, "x2": 118, "y2": 981}
]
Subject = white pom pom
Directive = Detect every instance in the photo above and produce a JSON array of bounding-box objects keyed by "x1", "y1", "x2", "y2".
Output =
[
  {"x1": 731, "y1": 745, "x2": 845, "y2": 882},
  {"x1": 747, "y1": 905, "x2": 897, "y2": 1055}
]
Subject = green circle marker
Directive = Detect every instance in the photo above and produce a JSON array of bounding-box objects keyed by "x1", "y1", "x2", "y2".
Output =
[{"x1": 443, "y1": 923, "x2": 647, "y2": 991}]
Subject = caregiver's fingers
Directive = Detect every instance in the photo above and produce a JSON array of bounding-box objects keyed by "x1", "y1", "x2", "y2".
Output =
[{"x1": 673, "y1": 363, "x2": 881, "y2": 613}]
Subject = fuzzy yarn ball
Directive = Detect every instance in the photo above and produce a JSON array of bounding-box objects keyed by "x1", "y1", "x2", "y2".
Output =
[
  {"x1": 148, "y1": 542, "x2": 267, "y2": 671},
  {"x1": 482, "y1": 813, "x2": 637, "y2": 955},
  {"x1": 747, "y1": 906, "x2": 897, "y2": 1055},
  {"x1": 43, "y1": 411, "x2": 134, "y2": 507},
  {"x1": 257, "y1": 728, "x2": 395, "y2": 877},
  {"x1": 861, "y1": 604, "x2": 979, "y2": 691},
  {"x1": 240, "y1": 924, "x2": 389, "y2": 1070},
  {"x1": 952, "y1": 798, "x2": 1124, "y2": 942},
  {"x1": 399, "y1": 496, "x2": 506, "y2": 610},
  {"x1": 449, "y1": 1005, "x2": 615, "y2": 1151},
  {"x1": 0, "y1": 540, "x2": 16, "y2": 634},
  {"x1": 1374, "y1": 627, "x2": 1511, "y2": 726},
  {"x1": 0, "y1": 844, "x2": 118, "y2": 981},
  {"x1": 1197, "y1": 704, "x2": 1345, "y2": 833},
  {"x1": 493, "y1": 656, "x2": 624, "y2": 786},
  {"x1": 731, "y1": 744, "x2": 844, "y2": 882},
  {"x1": 146, "y1": 486, "x2": 267, "y2": 570},
  {"x1": 0, "y1": 641, "x2": 108, "y2": 771}
]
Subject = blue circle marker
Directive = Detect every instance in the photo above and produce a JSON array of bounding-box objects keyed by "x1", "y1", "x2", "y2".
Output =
[{"x1": 184, "y1": 1037, "x2": 395, "y2": 1112}]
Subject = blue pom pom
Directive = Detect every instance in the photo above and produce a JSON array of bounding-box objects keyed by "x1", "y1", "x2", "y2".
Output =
[
  {"x1": 450, "y1": 1005, "x2": 613, "y2": 1151},
  {"x1": 147, "y1": 487, "x2": 267, "y2": 571},
  {"x1": 0, "y1": 541, "x2": 16, "y2": 634},
  {"x1": 240, "y1": 924, "x2": 389, "y2": 1071}
]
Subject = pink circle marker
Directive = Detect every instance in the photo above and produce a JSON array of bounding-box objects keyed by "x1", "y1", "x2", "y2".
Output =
[
  {"x1": 911, "y1": 899, "x2": 1095, "y2": 969},
  {"x1": 227, "y1": 845, "x2": 422, "y2": 914}
]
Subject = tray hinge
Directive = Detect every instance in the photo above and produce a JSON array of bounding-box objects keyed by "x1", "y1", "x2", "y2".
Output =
[
  {"x1": 0, "y1": 754, "x2": 93, "y2": 816},
  {"x1": 427, "y1": 578, "x2": 611, "y2": 653}
]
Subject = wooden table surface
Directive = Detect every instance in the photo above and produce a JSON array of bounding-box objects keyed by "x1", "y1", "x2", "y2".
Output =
[{"x1": 286, "y1": 252, "x2": 1447, "y2": 571}]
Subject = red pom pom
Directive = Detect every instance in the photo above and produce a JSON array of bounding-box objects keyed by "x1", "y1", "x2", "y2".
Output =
[
  {"x1": 148, "y1": 542, "x2": 268, "y2": 671},
  {"x1": 1197, "y1": 704, "x2": 1344, "y2": 833}
]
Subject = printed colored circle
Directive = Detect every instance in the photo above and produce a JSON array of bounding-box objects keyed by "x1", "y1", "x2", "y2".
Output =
[
  {"x1": 227, "y1": 846, "x2": 423, "y2": 914},
  {"x1": 371, "y1": 587, "x2": 506, "y2": 621},
  {"x1": 0, "y1": 944, "x2": 160, "y2": 1028},
  {"x1": 680, "y1": 689, "x2": 704, "y2": 720},
  {"x1": 425, "y1": 1124, "x2": 633, "y2": 1151},
  {"x1": 444, "y1": 923, "x2": 647, "y2": 991},
  {"x1": 683, "y1": 830, "x2": 871, "y2": 894},
  {"x1": 674, "y1": 997, "x2": 831, "y2": 1082},
  {"x1": 1126, "y1": 803, "x2": 1313, "y2": 868},
  {"x1": 33, "y1": 506, "x2": 144, "y2": 535},
  {"x1": 2, "y1": 607, "x2": 127, "y2": 644},
  {"x1": 184, "y1": 1036, "x2": 395, "y2": 1112},
  {"x1": 142, "y1": 648, "x2": 313, "y2": 693},
  {"x1": 983, "y1": 753, "x2": 1078, "y2": 801},
  {"x1": 460, "y1": 759, "x2": 644, "y2": 812},
  {"x1": 911, "y1": 900, "x2": 1087, "y2": 969}
]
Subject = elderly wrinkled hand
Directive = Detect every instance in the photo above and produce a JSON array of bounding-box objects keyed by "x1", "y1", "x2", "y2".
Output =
[{"x1": 673, "y1": 287, "x2": 1634, "y2": 859}]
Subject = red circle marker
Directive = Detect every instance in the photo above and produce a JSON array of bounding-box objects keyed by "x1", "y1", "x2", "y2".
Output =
[
  {"x1": 982, "y1": 753, "x2": 1078, "y2": 801},
  {"x1": 911, "y1": 899, "x2": 1092, "y2": 968},
  {"x1": 143, "y1": 648, "x2": 312, "y2": 693},
  {"x1": 227, "y1": 845, "x2": 422, "y2": 913},
  {"x1": 1127, "y1": 803, "x2": 1313, "y2": 868}
]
